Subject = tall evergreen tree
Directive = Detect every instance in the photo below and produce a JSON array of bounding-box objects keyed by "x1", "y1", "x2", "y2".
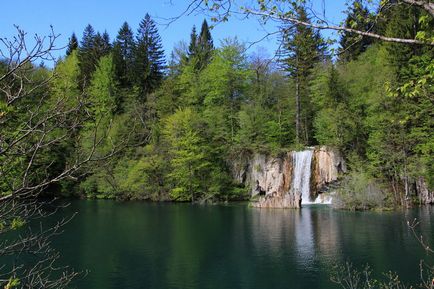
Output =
[
  {"x1": 78, "y1": 24, "x2": 97, "y2": 87},
  {"x1": 367, "y1": 5, "x2": 434, "y2": 205},
  {"x1": 339, "y1": 0, "x2": 375, "y2": 62},
  {"x1": 101, "y1": 31, "x2": 112, "y2": 54},
  {"x1": 66, "y1": 33, "x2": 78, "y2": 56},
  {"x1": 134, "y1": 13, "x2": 165, "y2": 97},
  {"x1": 188, "y1": 25, "x2": 198, "y2": 59},
  {"x1": 383, "y1": 4, "x2": 433, "y2": 76},
  {"x1": 113, "y1": 22, "x2": 136, "y2": 86},
  {"x1": 93, "y1": 31, "x2": 111, "y2": 60},
  {"x1": 279, "y1": 6, "x2": 326, "y2": 145},
  {"x1": 196, "y1": 20, "x2": 214, "y2": 69}
]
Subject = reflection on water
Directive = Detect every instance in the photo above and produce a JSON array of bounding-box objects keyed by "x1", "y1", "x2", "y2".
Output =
[
  {"x1": 250, "y1": 206, "x2": 342, "y2": 272},
  {"x1": 44, "y1": 201, "x2": 433, "y2": 289}
]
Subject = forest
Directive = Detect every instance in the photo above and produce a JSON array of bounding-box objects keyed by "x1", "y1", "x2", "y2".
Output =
[
  {"x1": 1, "y1": 1, "x2": 433, "y2": 211},
  {"x1": 1, "y1": 1, "x2": 434, "y2": 288}
]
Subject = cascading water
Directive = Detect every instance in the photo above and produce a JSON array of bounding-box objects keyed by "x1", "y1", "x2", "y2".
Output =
[
  {"x1": 291, "y1": 150, "x2": 314, "y2": 204},
  {"x1": 250, "y1": 147, "x2": 338, "y2": 208}
]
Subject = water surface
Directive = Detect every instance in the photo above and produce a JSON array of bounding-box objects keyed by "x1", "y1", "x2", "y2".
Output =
[{"x1": 48, "y1": 201, "x2": 433, "y2": 289}]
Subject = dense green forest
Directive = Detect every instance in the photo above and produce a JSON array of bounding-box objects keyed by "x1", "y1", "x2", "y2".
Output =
[{"x1": 1, "y1": 2, "x2": 433, "y2": 210}]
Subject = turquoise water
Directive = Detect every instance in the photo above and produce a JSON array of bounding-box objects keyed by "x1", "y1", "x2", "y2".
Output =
[{"x1": 47, "y1": 201, "x2": 433, "y2": 289}]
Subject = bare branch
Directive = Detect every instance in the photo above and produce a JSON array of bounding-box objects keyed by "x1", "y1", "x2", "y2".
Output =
[
  {"x1": 244, "y1": 8, "x2": 434, "y2": 46},
  {"x1": 179, "y1": 0, "x2": 434, "y2": 46}
]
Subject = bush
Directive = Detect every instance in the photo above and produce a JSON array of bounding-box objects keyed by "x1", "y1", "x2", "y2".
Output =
[{"x1": 333, "y1": 169, "x2": 389, "y2": 210}]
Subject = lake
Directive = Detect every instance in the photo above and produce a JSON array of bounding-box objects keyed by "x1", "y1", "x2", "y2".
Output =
[{"x1": 47, "y1": 201, "x2": 433, "y2": 289}]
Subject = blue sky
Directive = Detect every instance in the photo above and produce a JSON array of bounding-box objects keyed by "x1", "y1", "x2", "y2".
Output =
[{"x1": 0, "y1": 0, "x2": 348, "y2": 62}]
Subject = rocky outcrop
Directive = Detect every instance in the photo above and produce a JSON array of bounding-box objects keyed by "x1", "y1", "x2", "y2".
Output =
[
  {"x1": 230, "y1": 147, "x2": 346, "y2": 208},
  {"x1": 416, "y1": 177, "x2": 434, "y2": 204},
  {"x1": 253, "y1": 191, "x2": 301, "y2": 208},
  {"x1": 231, "y1": 147, "x2": 432, "y2": 208},
  {"x1": 248, "y1": 153, "x2": 292, "y2": 198},
  {"x1": 311, "y1": 146, "x2": 346, "y2": 199},
  {"x1": 230, "y1": 152, "x2": 299, "y2": 208}
]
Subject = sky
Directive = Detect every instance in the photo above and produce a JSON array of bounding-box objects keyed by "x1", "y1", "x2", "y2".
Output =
[{"x1": 0, "y1": 0, "x2": 348, "y2": 63}]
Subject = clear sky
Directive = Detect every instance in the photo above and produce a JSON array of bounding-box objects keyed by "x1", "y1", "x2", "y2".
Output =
[{"x1": 0, "y1": 0, "x2": 348, "y2": 62}]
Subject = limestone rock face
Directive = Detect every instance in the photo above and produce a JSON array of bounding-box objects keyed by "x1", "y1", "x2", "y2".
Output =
[
  {"x1": 253, "y1": 191, "x2": 301, "y2": 208},
  {"x1": 249, "y1": 153, "x2": 292, "y2": 198},
  {"x1": 230, "y1": 147, "x2": 346, "y2": 208},
  {"x1": 416, "y1": 177, "x2": 434, "y2": 204},
  {"x1": 231, "y1": 147, "x2": 432, "y2": 207},
  {"x1": 312, "y1": 146, "x2": 346, "y2": 195},
  {"x1": 230, "y1": 152, "x2": 298, "y2": 208},
  {"x1": 249, "y1": 153, "x2": 299, "y2": 208}
]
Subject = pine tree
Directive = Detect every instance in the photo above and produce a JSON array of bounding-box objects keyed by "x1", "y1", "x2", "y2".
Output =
[
  {"x1": 382, "y1": 4, "x2": 432, "y2": 77},
  {"x1": 188, "y1": 25, "x2": 198, "y2": 59},
  {"x1": 134, "y1": 13, "x2": 165, "y2": 97},
  {"x1": 66, "y1": 33, "x2": 78, "y2": 56},
  {"x1": 339, "y1": 0, "x2": 375, "y2": 62},
  {"x1": 367, "y1": 5, "x2": 434, "y2": 204},
  {"x1": 197, "y1": 20, "x2": 214, "y2": 69},
  {"x1": 78, "y1": 24, "x2": 97, "y2": 87},
  {"x1": 101, "y1": 31, "x2": 112, "y2": 55},
  {"x1": 93, "y1": 31, "x2": 111, "y2": 60},
  {"x1": 113, "y1": 22, "x2": 136, "y2": 86},
  {"x1": 279, "y1": 6, "x2": 326, "y2": 145},
  {"x1": 78, "y1": 26, "x2": 112, "y2": 89}
]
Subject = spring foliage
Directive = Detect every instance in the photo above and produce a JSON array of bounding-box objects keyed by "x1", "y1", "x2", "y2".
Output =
[{"x1": 4, "y1": 9, "x2": 432, "y2": 206}]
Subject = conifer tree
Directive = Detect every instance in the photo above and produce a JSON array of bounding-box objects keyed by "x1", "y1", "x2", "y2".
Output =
[
  {"x1": 383, "y1": 4, "x2": 432, "y2": 76},
  {"x1": 113, "y1": 22, "x2": 136, "y2": 86},
  {"x1": 101, "y1": 31, "x2": 112, "y2": 55},
  {"x1": 188, "y1": 25, "x2": 198, "y2": 59},
  {"x1": 134, "y1": 13, "x2": 165, "y2": 97},
  {"x1": 197, "y1": 20, "x2": 214, "y2": 69},
  {"x1": 78, "y1": 24, "x2": 97, "y2": 87},
  {"x1": 339, "y1": 0, "x2": 375, "y2": 62},
  {"x1": 66, "y1": 33, "x2": 78, "y2": 56},
  {"x1": 93, "y1": 31, "x2": 111, "y2": 60},
  {"x1": 279, "y1": 6, "x2": 326, "y2": 145}
]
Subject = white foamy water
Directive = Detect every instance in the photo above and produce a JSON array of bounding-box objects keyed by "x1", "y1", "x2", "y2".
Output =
[{"x1": 291, "y1": 150, "x2": 314, "y2": 204}]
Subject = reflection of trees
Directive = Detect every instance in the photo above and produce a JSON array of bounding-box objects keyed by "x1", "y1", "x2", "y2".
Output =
[
  {"x1": 249, "y1": 206, "x2": 434, "y2": 286},
  {"x1": 250, "y1": 207, "x2": 340, "y2": 265},
  {"x1": 47, "y1": 203, "x2": 433, "y2": 289}
]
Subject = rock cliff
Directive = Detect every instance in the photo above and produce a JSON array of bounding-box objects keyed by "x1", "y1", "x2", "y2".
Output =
[
  {"x1": 231, "y1": 152, "x2": 298, "y2": 208},
  {"x1": 416, "y1": 177, "x2": 434, "y2": 204},
  {"x1": 311, "y1": 146, "x2": 346, "y2": 199},
  {"x1": 231, "y1": 147, "x2": 432, "y2": 208},
  {"x1": 231, "y1": 147, "x2": 346, "y2": 208}
]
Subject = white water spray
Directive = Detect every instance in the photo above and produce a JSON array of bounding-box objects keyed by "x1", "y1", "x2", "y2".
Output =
[{"x1": 291, "y1": 150, "x2": 314, "y2": 204}]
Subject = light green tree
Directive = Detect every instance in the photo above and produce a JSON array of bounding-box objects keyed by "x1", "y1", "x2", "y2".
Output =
[{"x1": 163, "y1": 108, "x2": 210, "y2": 201}]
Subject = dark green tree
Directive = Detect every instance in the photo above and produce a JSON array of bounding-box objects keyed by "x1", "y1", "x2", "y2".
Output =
[
  {"x1": 113, "y1": 22, "x2": 136, "y2": 87},
  {"x1": 196, "y1": 20, "x2": 214, "y2": 69},
  {"x1": 383, "y1": 4, "x2": 433, "y2": 77},
  {"x1": 93, "y1": 31, "x2": 111, "y2": 60},
  {"x1": 134, "y1": 13, "x2": 165, "y2": 97},
  {"x1": 78, "y1": 24, "x2": 97, "y2": 87},
  {"x1": 279, "y1": 6, "x2": 326, "y2": 145},
  {"x1": 339, "y1": 0, "x2": 375, "y2": 62},
  {"x1": 66, "y1": 32, "x2": 78, "y2": 56},
  {"x1": 364, "y1": 5, "x2": 434, "y2": 205},
  {"x1": 188, "y1": 25, "x2": 198, "y2": 59},
  {"x1": 78, "y1": 26, "x2": 111, "y2": 89}
]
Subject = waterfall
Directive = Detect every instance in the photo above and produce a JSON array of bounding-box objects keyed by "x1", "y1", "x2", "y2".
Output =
[{"x1": 291, "y1": 150, "x2": 314, "y2": 204}]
